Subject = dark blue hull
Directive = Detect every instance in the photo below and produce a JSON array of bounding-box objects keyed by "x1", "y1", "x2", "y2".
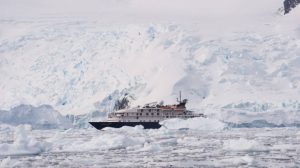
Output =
[{"x1": 89, "y1": 121, "x2": 162, "y2": 130}]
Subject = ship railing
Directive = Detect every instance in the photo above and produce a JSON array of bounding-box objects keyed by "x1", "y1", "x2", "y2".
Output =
[{"x1": 108, "y1": 113, "x2": 205, "y2": 119}]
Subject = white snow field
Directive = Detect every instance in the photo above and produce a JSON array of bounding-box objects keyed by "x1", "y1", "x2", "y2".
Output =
[{"x1": 1, "y1": 0, "x2": 300, "y2": 167}]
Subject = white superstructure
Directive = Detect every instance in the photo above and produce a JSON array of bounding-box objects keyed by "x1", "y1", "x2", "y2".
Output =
[{"x1": 107, "y1": 92, "x2": 204, "y2": 122}]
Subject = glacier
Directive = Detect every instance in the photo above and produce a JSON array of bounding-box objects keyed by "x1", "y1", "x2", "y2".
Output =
[{"x1": 0, "y1": 0, "x2": 300, "y2": 127}]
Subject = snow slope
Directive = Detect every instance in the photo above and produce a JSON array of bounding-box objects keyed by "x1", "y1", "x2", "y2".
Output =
[{"x1": 0, "y1": 0, "x2": 300, "y2": 126}]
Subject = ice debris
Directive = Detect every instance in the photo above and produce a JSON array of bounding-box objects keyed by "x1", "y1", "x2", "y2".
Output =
[
  {"x1": 160, "y1": 117, "x2": 226, "y2": 130},
  {"x1": 0, "y1": 125, "x2": 52, "y2": 156}
]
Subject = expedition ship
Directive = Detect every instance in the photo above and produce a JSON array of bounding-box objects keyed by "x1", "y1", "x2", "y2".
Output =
[{"x1": 89, "y1": 92, "x2": 205, "y2": 130}]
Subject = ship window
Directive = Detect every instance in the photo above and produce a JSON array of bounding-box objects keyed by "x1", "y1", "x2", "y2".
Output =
[
  {"x1": 166, "y1": 116, "x2": 169, "y2": 118},
  {"x1": 157, "y1": 109, "x2": 159, "y2": 112},
  {"x1": 140, "y1": 113, "x2": 142, "y2": 116},
  {"x1": 141, "y1": 109, "x2": 143, "y2": 112},
  {"x1": 151, "y1": 113, "x2": 154, "y2": 115},
  {"x1": 136, "y1": 117, "x2": 139, "y2": 119},
  {"x1": 157, "y1": 113, "x2": 159, "y2": 115},
  {"x1": 146, "y1": 113, "x2": 148, "y2": 116},
  {"x1": 148, "y1": 109, "x2": 151, "y2": 112}
]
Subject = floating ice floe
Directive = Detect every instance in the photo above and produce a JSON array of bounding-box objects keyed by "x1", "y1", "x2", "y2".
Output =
[
  {"x1": 160, "y1": 117, "x2": 226, "y2": 130},
  {"x1": 0, "y1": 125, "x2": 52, "y2": 156},
  {"x1": 103, "y1": 125, "x2": 145, "y2": 134},
  {"x1": 0, "y1": 157, "x2": 20, "y2": 167},
  {"x1": 223, "y1": 138, "x2": 268, "y2": 152},
  {"x1": 218, "y1": 155, "x2": 254, "y2": 166},
  {"x1": 60, "y1": 132, "x2": 146, "y2": 152}
]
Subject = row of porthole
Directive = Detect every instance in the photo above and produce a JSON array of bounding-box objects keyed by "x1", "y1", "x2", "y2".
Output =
[
  {"x1": 120, "y1": 112, "x2": 182, "y2": 117},
  {"x1": 136, "y1": 112, "x2": 160, "y2": 116},
  {"x1": 120, "y1": 113, "x2": 181, "y2": 117},
  {"x1": 140, "y1": 109, "x2": 160, "y2": 112}
]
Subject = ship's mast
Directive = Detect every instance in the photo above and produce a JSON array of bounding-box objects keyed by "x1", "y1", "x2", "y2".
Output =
[
  {"x1": 176, "y1": 91, "x2": 188, "y2": 108},
  {"x1": 179, "y1": 91, "x2": 182, "y2": 103},
  {"x1": 177, "y1": 91, "x2": 182, "y2": 103}
]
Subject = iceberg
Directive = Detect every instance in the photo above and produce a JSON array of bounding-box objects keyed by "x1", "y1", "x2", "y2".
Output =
[{"x1": 0, "y1": 104, "x2": 72, "y2": 129}]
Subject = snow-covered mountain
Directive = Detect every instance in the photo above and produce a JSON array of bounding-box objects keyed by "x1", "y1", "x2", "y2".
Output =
[{"x1": 0, "y1": 0, "x2": 300, "y2": 127}]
